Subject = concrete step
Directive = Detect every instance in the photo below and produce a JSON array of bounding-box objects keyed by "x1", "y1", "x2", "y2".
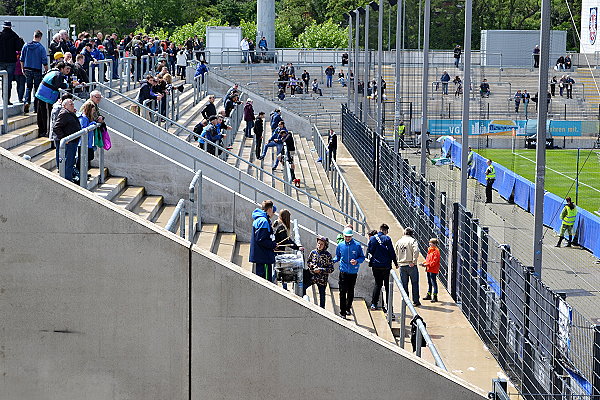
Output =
[
  {"x1": 0, "y1": 124, "x2": 39, "y2": 149},
  {"x1": 90, "y1": 176, "x2": 127, "y2": 201},
  {"x1": 9, "y1": 137, "x2": 51, "y2": 158},
  {"x1": 31, "y1": 149, "x2": 57, "y2": 170},
  {"x1": 112, "y1": 186, "x2": 145, "y2": 211},
  {"x1": 195, "y1": 223, "x2": 219, "y2": 252},
  {"x1": 6, "y1": 114, "x2": 37, "y2": 132},
  {"x1": 352, "y1": 298, "x2": 377, "y2": 334},
  {"x1": 214, "y1": 232, "x2": 237, "y2": 262},
  {"x1": 369, "y1": 308, "x2": 396, "y2": 344},
  {"x1": 232, "y1": 242, "x2": 252, "y2": 272},
  {"x1": 324, "y1": 284, "x2": 335, "y2": 314},
  {"x1": 152, "y1": 205, "x2": 177, "y2": 229},
  {"x1": 131, "y1": 195, "x2": 163, "y2": 221}
]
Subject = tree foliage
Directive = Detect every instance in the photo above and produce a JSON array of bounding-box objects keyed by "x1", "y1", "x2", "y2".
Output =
[{"x1": 295, "y1": 19, "x2": 348, "y2": 48}]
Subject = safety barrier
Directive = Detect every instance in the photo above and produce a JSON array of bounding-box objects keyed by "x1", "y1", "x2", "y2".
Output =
[
  {"x1": 0, "y1": 70, "x2": 7, "y2": 134},
  {"x1": 342, "y1": 105, "x2": 600, "y2": 398},
  {"x1": 442, "y1": 138, "x2": 600, "y2": 258},
  {"x1": 58, "y1": 123, "x2": 102, "y2": 189},
  {"x1": 165, "y1": 170, "x2": 203, "y2": 242}
]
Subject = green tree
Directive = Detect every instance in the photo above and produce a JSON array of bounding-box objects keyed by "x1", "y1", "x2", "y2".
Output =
[
  {"x1": 275, "y1": 19, "x2": 294, "y2": 48},
  {"x1": 295, "y1": 19, "x2": 348, "y2": 48},
  {"x1": 239, "y1": 19, "x2": 257, "y2": 40}
]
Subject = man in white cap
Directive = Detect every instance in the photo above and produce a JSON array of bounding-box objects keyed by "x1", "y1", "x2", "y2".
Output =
[{"x1": 333, "y1": 227, "x2": 365, "y2": 318}]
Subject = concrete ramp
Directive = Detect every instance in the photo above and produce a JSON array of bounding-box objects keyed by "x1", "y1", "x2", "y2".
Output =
[{"x1": 0, "y1": 148, "x2": 486, "y2": 399}]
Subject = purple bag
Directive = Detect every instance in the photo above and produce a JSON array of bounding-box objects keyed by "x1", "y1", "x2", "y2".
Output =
[{"x1": 101, "y1": 127, "x2": 111, "y2": 150}]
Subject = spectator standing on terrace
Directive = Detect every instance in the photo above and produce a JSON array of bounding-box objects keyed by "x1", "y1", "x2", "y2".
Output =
[
  {"x1": 368, "y1": 223, "x2": 398, "y2": 311},
  {"x1": 137, "y1": 74, "x2": 164, "y2": 108},
  {"x1": 485, "y1": 159, "x2": 496, "y2": 203},
  {"x1": 301, "y1": 69, "x2": 310, "y2": 88},
  {"x1": 550, "y1": 76, "x2": 557, "y2": 97},
  {"x1": 198, "y1": 115, "x2": 219, "y2": 155},
  {"x1": 327, "y1": 129, "x2": 337, "y2": 167},
  {"x1": 270, "y1": 108, "x2": 282, "y2": 130},
  {"x1": 194, "y1": 60, "x2": 209, "y2": 84},
  {"x1": 394, "y1": 227, "x2": 421, "y2": 306},
  {"x1": 53, "y1": 98, "x2": 81, "y2": 182},
  {"x1": 480, "y1": 79, "x2": 490, "y2": 97},
  {"x1": 338, "y1": 69, "x2": 346, "y2": 87},
  {"x1": 565, "y1": 75, "x2": 575, "y2": 99},
  {"x1": 240, "y1": 37, "x2": 250, "y2": 64},
  {"x1": 250, "y1": 200, "x2": 278, "y2": 281},
  {"x1": 532, "y1": 45, "x2": 540, "y2": 68},
  {"x1": 514, "y1": 89, "x2": 522, "y2": 113},
  {"x1": 35, "y1": 62, "x2": 70, "y2": 137},
  {"x1": 325, "y1": 65, "x2": 335, "y2": 88},
  {"x1": 453, "y1": 76, "x2": 462, "y2": 97},
  {"x1": 334, "y1": 227, "x2": 365, "y2": 318},
  {"x1": 259, "y1": 120, "x2": 289, "y2": 171},
  {"x1": 254, "y1": 111, "x2": 265, "y2": 159},
  {"x1": 420, "y1": 238, "x2": 440, "y2": 303},
  {"x1": 304, "y1": 236, "x2": 334, "y2": 309},
  {"x1": 522, "y1": 89, "x2": 531, "y2": 119},
  {"x1": 466, "y1": 146, "x2": 474, "y2": 178},
  {"x1": 21, "y1": 30, "x2": 48, "y2": 114},
  {"x1": 103, "y1": 33, "x2": 120, "y2": 79},
  {"x1": 14, "y1": 51, "x2": 25, "y2": 103},
  {"x1": 201, "y1": 95, "x2": 217, "y2": 120},
  {"x1": 70, "y1": 54, "x2": 89, "y2": 95},
  {"x1": 556, "y1": 197, "x2": 578, "y2": 248},
  {"x1": 440, "y1": 71, "x2": 450, "y2": 95},
  {"x1": 453, "y1": 44, "x2": 461, "y2": 68},
  {"x1": 224, "y1": 93, "x2": 240, "y2": 117},
  {"x1": 0, "y1": 21, "x2": 24, "y2": 105},
  {"x1": 243, "y1": 98, "x2": 255, "y2": 138},
  {"x1": 176, "y1": 47, "x2": 187, "y2": 79},
  {"x1": 273, "y1": 209, "x2": 301, "y2": 253},
  {"x1": 166, "y1": 43, "x2": 177, "y2": 74}
]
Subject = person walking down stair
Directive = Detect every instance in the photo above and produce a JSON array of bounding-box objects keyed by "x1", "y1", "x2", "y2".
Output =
[
  {"x1": 304, "y1": 236, "x2": 334, "y2": 309},
  {"x1": 334, "y1": 227, "x2": 365, "y2": 318},
  {"x1": 420, "y1": 238, "x2": 440, "y2": 303},
  {"x1": 556, "y1": 197, "x2": 578, "y2": 247},
  {"x1": 254, "y1": 112, "x2": 265, "y2": 159},
  {"x1": 395, "y1": 227, "x2": 421, "y2": 306},
  {"x1": 258, "y1": 121, "x2": 289, "y2": 171},
  {"x1": 243, "y1": 98, "x2": 255, "y2": 138}
]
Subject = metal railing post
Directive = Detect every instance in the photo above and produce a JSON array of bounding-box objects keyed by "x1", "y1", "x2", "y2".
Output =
[
  {"x1": 387, "y1": 276, "x2": 394, "y2": 326},
  {"x1": 399, "y1": 297, "x2": 407, "y2": 348},
  {"x1": 0, "y1": 70, "x2": 7, "y2": 134},
  {"x1": 80, "y1": 130, "x2": 89, "y2": 189}
]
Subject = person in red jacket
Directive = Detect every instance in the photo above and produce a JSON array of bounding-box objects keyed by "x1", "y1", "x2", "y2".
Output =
[{"x1": 420, "y1": 238, "x2": 441, "y2": 303}]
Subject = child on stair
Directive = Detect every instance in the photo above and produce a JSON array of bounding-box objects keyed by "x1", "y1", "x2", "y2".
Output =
[{"x1": 421, "y1": 238, "x2": 440, "y2": 303}]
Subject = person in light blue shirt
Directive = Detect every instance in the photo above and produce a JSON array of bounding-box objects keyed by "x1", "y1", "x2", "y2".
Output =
[{"x1": 333, "y1": 227, "x2": 365, "y2": 318}]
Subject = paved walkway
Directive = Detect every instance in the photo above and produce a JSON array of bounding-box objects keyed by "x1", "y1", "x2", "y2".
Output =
[
  {"x1": 334, "y1": 143, "x2": 510, "y2": 392},
  {"x1": 403, "y1": 149, "x2": 600, "y2": 325}
]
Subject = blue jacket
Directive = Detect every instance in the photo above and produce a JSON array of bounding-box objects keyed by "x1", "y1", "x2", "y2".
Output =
[
  {"x1": 334, "y1": 238, "x2": 365, "y2": 274},
  {"x1": 35, "y1": 69, "x2": 68, "y2": 104},
  {"x1": 270, "y1": 112, "x2": 282, "y2": 130},
  {"x1": 21, "y1": 41, "x2": 48, "y2": 70},
  {"x1": 268, "y1": 127, "x2": 288, "y2": 143},
  {"x1": 249, "y1": 208, "x2": 277, "y2": 264},
  {"x1": 194, "y1": 63, "x2": 209, "y2": 77},
  {"x1": 440, "y1": 73, "x2": 450, "y2": 83},
  {"x1": 367, "y1": 232, "x2": 397, "y2": 268}
]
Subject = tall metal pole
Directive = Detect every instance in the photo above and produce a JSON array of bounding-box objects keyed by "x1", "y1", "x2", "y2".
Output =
[
  {"x1": 394, "y1": 0, "x2": 403, "y2": 152},
  {"x1": 418, "y1": 0, "x2": 422, "y2": 51},
  {"x1": 363, "y1": 6, "x2": 370, "y2": 124},
  {"x1": 533, "y1": 0, "x2": 551, "y2": 277},
  {"x1": 354, "y1": 10, "x2": 361, "y2": 116},
  {"x1": 419, "y1": 0, "x2": 430, "y2": 175},
  {"x1": 347, "y1": 14, "x2": 353, "y2": 104},
  {"x1": 377, "y1": 0, "x2": 384, "y2": 138},
  {"x1": 459, "y1": 0, "x2": 473, "y2": 207}
]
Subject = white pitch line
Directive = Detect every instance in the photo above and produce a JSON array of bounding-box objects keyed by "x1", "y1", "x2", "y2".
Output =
[{"x1": 512, "y1": 151, "x2": 600, "y2": 194}]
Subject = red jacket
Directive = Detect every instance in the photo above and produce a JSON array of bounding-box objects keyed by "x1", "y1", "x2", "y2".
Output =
[{"x1": 423, "y1": 246, "x2": 440, "y2": 274}]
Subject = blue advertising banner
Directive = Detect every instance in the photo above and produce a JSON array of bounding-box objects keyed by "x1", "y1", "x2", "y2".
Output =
[{"x1": 429, "y1": 119, "x2": 582, "y2": 136}]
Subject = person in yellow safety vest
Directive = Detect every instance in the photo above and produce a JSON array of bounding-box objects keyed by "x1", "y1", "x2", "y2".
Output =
[
  {"x1": 466, "y1": 146, "x2": 474, "y2": 178},
  {"x1": 485, "y1": 159, "x2": 496, "y2": 203},
  {"x1": 556, "y1": 197, "x2": 578, "y2": 247},
  {"x1": 397, "y1": 121, "x2": 405, "y2": 142}
]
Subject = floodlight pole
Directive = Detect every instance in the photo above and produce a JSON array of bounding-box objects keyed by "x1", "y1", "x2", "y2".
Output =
[
  {"x1": 377, "y1": 0, "x2": 384, "y2": 139},
  {"x1": 459, "y1": 0, "x2": 472, "y2": 207},
  {"x1": 533, "y1": 0, "x2": 551, "y2": 277},
  {"x1": 354, "y1": 10, "x2": 361, "y2": 116},
  {"x1": 419, "y1": 0, "x2": 430, "y2": 175},
  {"x1": 394, "y1": 0, "x2": 403, "y2": 152},
  {"x1": 347, "y1": 13, "x2": 353, "y2": 104},
  {"x1": 363, "y1": 6, "x2": 370, "y2": 124}
]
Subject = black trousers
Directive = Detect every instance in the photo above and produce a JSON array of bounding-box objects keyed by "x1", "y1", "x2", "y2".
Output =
[
  {"x1": 371, "y1": 267, "x2": 391, "y2": 307},
  {"x1": 36, "y1": 100, "x2": 52, "y2": 137},
  {"x1": 486, "y1": 178, "x2": 495, "y2": 203},
  {"x1": 339, "y1": 272, "x2": 358, "y2": 314},
  {"x1": 254, "y1": 134, "x2": 263, "y2": 159}
]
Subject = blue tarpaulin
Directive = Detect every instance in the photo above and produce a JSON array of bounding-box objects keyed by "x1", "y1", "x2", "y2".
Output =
[
  {"x1": 543, "y1": 192, "x2": 566, "y2": 233},
  {"x1": 513, "y1": 175, "x2": 533, "y2": 211},
  {"x1": 577, "y1": 209, "x2": 600, "y2": 258},
  {"x1": 495, "y1": 165, "x2": 516, "y2": 200}
]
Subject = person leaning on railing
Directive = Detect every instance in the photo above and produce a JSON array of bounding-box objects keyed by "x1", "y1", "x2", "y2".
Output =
[
  {"x1": 250, "y1": 200, "x2": 278, "y2": 282},
  {"x1": 52, "y1": 98, "x2": 81, "y2": 183}
]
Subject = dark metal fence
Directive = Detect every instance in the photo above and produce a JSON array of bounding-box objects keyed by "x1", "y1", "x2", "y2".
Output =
[{"x1": 342, "y1": 105, "x2": 600, "y2": 399}]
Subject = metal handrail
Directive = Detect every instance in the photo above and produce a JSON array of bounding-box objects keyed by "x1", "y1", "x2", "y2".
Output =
[
  {"x1": 193, "y1": 74, "x2": 209, "y2": 105},
  {"x1": 0, "y1": 70, "x2": 7, "y2": 134},
  {"x1": 188, "y1": 170, "x2": 202, "y2": 240},
  {"x1": 312, "y1": 125, "x2": 367, "y2": 234},
  {"x1": 387, "y1": 269, "x2": 447, "y2": 371},
  {"x1": 58, "y1": 123, "x2": 99, "y2": 189},
  {"x1": 86, "y1": 83, "x2": 366, "y2": 232},
  {"x1": 165, "y1": 198, "x2": 186, "y2": 238}
]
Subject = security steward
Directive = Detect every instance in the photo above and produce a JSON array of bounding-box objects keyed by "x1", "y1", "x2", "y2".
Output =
[
  {"x1": 556, "y1": 197, "x2": 578, "y2": 247},
  {"x1": 485, "y1": 159, "x2": 495, "y2": 203}
]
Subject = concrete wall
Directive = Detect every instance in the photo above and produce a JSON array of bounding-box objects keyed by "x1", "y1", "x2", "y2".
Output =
[{"x1": 1, "y1": 148, "x2": 487, "y2": 399}]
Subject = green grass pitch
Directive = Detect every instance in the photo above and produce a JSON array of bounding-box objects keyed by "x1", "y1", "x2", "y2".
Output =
[{"x1": 477, "y1": 148, "x2": 600, "y2": 213}]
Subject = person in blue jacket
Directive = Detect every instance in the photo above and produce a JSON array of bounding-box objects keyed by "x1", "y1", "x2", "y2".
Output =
[
  {"x1": 249, "y1": 200, "x2": 278, "y2": 281},
  {"x1": 367, "y1": 223, "x2": 398, "y2": 311},
  {"x1": 194, "y1": 60, "x2": 209, "y2": 83},
  {"x1": 270, "y1": 108, "x2": 282, "y2": 130},
  {"x1": 333, "y1": 227, "x2": 366, "y2": 318}
]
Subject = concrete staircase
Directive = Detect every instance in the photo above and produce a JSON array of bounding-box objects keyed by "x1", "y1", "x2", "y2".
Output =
[{"x1": 0, "y1": 113, "x2": 251, "y2": 271}]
